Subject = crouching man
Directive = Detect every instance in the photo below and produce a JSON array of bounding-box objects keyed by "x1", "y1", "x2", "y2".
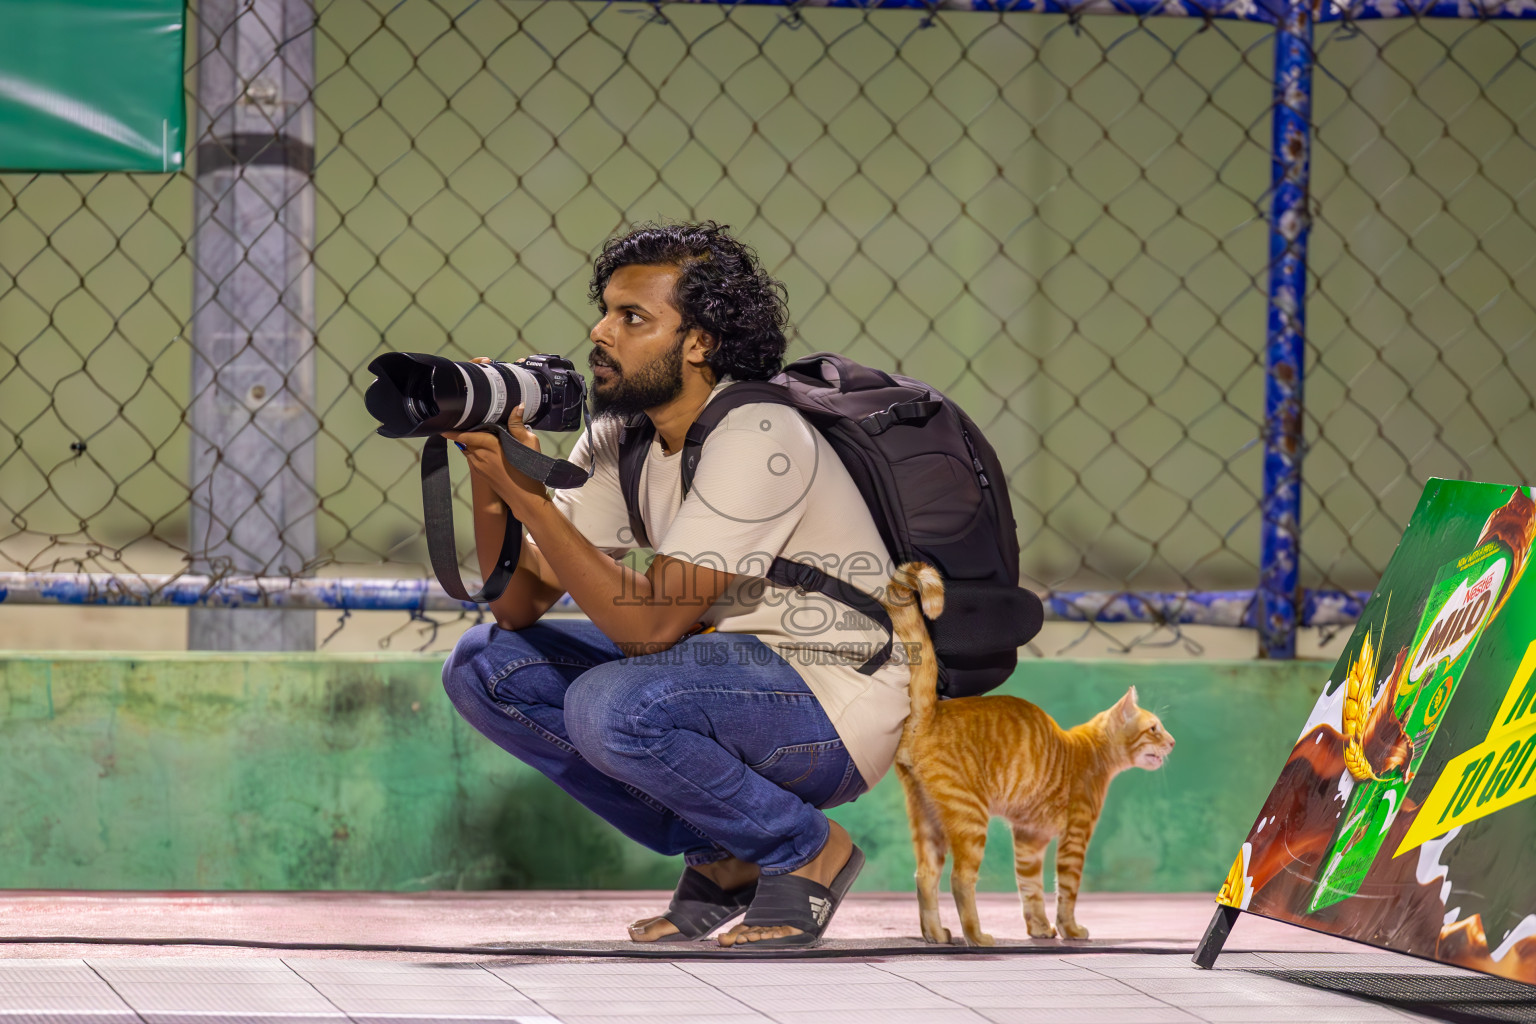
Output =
[{"x1": 440, "y1": 222, "x2": 910, "y2": 947}]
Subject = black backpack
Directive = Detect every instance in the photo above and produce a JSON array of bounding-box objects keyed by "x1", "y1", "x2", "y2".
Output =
[{"x1": 616, "y1": 352, "x2": 1044, "y2": 698}]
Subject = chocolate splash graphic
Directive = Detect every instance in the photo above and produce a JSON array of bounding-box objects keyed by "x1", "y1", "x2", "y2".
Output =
[
  {"x1": 1479, "y1": 488, "x2": 1536, "y2": 624},
  {"x1": 1364, "y1": 647, "x2": 1415, "y2": 780},
  {"x1": 1246, "y1": 649, "x2": 1415, "y2": 899},
  {"x1": 1439, "y1": 916, "x2": 1536, "y2": 981},
  {"x1": 1246, "y1": 731, "x2": 1442, "y2": 956},
  {"x1": 1242, "y1": 723, "x2": 1348, "y2": 902}
]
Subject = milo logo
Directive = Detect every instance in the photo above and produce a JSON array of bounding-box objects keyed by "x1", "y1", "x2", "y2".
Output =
[{"x1": 1410, "y1": 558, "x2": 1508, "y2": 683}]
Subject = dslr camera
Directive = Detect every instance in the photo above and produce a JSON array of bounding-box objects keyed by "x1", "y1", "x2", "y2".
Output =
[
  {"x1": 365, "y1": 351, "x2": 587, "y2": 438},
  {"x1": 362, "y1": 350, "x2": 590, "y2": 604}
]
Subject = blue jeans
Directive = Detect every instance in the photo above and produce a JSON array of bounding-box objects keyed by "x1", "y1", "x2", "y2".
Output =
[{"x1": 441, "y1": 620, "x2": 867, "y2": 875}]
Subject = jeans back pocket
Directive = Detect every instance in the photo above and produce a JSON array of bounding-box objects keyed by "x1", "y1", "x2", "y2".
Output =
[{"x1": 749, "y1": 738, "x2": 859, "y2": 808}]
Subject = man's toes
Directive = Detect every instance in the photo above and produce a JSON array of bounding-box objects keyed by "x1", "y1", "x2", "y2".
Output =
[
  {"x1": 718, "y1": 925, "x2": 803, "y2": 946},
  {"x1": 627, "y1": 916, "x2": 680, "y2": 942},
  {"x1": 743, "y1": 926, "x2": 801, "y2": 943}
]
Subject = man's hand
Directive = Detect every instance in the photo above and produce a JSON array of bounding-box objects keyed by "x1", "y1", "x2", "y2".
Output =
[
  {"x1": 442, "y1": 407, "x2": 548, "y2": 515},
  {"x1": 442, "y1": 358, "x2": 549, "y2": 515},
  {"x1": 442, "y1": 353, "x2": 732, "y2": 649}
]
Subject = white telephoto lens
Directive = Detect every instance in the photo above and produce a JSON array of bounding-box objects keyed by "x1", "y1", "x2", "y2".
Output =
[
  {"x1": 468, "y1": 361, "x2": 508, "y2": 428},
  {"x1": 503, "y1": 362, "x2": 543, "y2": 424}
]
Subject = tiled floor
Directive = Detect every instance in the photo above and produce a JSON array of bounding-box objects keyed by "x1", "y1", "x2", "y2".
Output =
[
  {"x1": 0, "y1": 892, "x2": 1519, "y2": 1023},
  {"x1": 0, "y1": 952, "x2": 1476, "y2": 1024}
]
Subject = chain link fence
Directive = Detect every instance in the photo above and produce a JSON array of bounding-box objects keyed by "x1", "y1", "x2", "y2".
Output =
[
  {"x1": 0, "y1": 0, "x2": 1532, "y2": 655},
  {"x1": 1304, "y1": 14, "x2": 1536, "y2": 613}
]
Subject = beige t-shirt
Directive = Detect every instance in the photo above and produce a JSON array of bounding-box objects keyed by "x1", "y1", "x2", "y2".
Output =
[{"x1": 551, "y1": 381, "x2": 910, "y2": 787}]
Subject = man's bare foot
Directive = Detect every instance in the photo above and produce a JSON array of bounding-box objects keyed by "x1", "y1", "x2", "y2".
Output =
[
  {"x1": 627, "y1": 857, "x2": 760, "y2": 942},
  {"x1": 717, "y1": 819, "x2": 853, "y2": 947}
]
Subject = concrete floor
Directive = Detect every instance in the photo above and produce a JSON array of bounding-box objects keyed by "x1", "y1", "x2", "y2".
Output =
[{"x1": 0, "y1": 891, "x2": 1517, "y2": 1024}]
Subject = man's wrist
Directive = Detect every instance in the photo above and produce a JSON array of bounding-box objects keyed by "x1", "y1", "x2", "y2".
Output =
[
  {"x1": 468, "y1": 469, "x2": 502, "y2": 511},
  {"x1": 503, "y1": 486, "x2": 556, "y2": 523}
]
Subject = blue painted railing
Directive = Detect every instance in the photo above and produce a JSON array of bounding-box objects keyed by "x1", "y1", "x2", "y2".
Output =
[
  {"x1": 0, "y1": 573, "x2": 1369, "y2": 629},
  {"x1": 9, "y1": 0, "x2": 1504, "y2": 651},
  {"x1": 678, "y1": 0, "x2": 1536, "y2": 19}
]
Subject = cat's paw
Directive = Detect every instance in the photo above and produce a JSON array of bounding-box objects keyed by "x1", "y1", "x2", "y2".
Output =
[
  {"x1": 1026, "y1": 921, "x2": 1057, "y2": 939},
  {"x1": 1058, "y1": 920, "x2": 1090, "y2": 940},
  {"x1": 964, "y1": 931, "x2": 996, "y2": 947},
  {"x1": 920, "y1": 924, "x2": 952, "y2": 944}
]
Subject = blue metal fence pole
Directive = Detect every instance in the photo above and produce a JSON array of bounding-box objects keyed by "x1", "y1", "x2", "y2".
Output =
[{"x1": 1259, "y1": 0, "x2": 1313, "y2": 658}]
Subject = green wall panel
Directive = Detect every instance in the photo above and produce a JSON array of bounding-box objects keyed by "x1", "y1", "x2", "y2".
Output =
[
  {"x1": 0, "y1": 0, "x2": 185, "y2": 172},
  {"x1": 0, "y1": 652, "x2": 1325, "y2": 892}
]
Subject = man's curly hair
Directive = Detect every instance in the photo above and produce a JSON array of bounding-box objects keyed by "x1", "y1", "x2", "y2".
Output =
[{"x1": 588, "y1": 221, "x2": 789, "y2": 382}]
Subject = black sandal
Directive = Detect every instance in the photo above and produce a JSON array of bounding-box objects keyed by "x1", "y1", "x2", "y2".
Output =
[
  {"x1": 725, "y1": 843, "x2": 865, "y2": 949},
  {"x1": 635, "y1": 866, "x2": 757, "y2": 942}
]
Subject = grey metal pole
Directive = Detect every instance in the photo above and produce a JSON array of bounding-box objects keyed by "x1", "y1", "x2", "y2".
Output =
[{"x1": 188, "y1": 0, "x2": 318, "y2": 651}]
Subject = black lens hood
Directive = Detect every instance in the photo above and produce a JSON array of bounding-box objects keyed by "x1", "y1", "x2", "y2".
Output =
[{"x1": 365, "y1": 352, "x2": 461, "y2": 438}]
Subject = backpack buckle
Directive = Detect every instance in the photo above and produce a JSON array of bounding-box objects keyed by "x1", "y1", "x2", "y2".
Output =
[
  {"x1": 859, "y1": 399, "x2": 942, "y2": 436},
  {"x1": 778, "y1": 560, "x2": 825, "y2": 596}
]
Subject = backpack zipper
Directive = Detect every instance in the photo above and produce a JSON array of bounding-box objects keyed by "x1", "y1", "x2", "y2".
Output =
[{"x1": 960, "y1": 427, "x2": 990, "y2": 488}]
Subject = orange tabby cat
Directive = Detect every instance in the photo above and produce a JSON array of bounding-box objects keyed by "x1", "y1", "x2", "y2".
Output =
[{"x1": 886, "y1": 562, "x2": 1176, "y2": 945}]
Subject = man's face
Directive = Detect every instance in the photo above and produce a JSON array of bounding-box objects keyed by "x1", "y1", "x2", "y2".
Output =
[{"x1": 588, "y1": 263, "x2": 690, "y2": 418}]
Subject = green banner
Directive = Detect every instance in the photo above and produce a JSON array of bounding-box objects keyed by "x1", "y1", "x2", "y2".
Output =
[
  {"x1": 1221, "y1": 478, "x2": 1536, "y2": 981},
  {"x1": 0, "y1": 0, "x2": 185, "y2": 172}
]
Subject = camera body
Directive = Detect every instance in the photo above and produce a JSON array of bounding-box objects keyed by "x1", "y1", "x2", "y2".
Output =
[{"x1": 365, "y1": 351, "x2": 586, "y2": 438}]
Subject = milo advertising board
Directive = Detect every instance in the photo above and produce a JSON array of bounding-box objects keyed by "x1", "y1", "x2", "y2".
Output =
[{"x1": 1216, "y1": 479, "x2": 1536, "y2": 980}]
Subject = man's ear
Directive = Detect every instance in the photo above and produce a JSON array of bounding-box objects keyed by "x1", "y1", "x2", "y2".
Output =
[{"x1": 684, "y1": 328, "x2": 717, "y2": 372}]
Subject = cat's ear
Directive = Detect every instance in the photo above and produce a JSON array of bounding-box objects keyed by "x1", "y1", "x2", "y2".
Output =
[{"x1": 1115, "y1": 686, "x2": 1140, "y2": 723}]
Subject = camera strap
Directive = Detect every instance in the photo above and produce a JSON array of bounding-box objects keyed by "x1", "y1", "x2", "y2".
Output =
[{"x1": 421, "y1": 427, "x2": 589, "y2": 604}]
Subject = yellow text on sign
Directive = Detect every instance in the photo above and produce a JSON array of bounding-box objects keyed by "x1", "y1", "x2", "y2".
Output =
[{"x1": 1397, "y1": 639, "x2": 1536, "y2": 857}]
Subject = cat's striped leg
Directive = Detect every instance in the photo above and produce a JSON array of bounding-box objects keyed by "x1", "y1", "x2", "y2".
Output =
[
  {"x1": 1010, "y1": 826, "x2": 1055, "y2": 938},
  {"x1": 1054, "y1": 815, "x2": 1096, "y2": 940},
  {"x1": 896, "y1": 763, "x2": 950, "y2": 944},
  {"x1": 937, "y1": 799, "x2": 993, "y2": 947}
]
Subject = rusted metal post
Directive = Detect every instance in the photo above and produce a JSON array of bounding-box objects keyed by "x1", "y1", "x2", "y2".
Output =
[{"x1": 1258, "y1": 0, "x2": 1313, "y2": 659}]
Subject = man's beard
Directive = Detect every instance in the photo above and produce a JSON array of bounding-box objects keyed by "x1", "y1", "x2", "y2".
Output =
[{"x1": 589, "y1": 338, "x2": 686, "y2": 419}]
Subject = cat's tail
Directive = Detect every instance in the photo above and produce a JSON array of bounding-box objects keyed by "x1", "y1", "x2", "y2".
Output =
[{"x1": 885, "y1": 561, "x2": 945, "y2": 737}]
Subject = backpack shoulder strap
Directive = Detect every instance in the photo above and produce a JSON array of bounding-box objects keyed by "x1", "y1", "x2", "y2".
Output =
[
  {"x1": 678, "y1": 381, "x2": 798, "y2": 497},
  {"x1": 766, "y1": 557, "x2": 892, "y2": 675},
  {"x1": 616, "y1": 413, "x2": 655, "y2": 549},
  {"x1": 680, "y1": 380, "x2": 894, "y2": 676},
  {"x1": 618, "y1": 380, "x2": 895, "y2": 677},
  {"x1": 620, "y1": 382, "x2": 800, "y2": 534}
]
